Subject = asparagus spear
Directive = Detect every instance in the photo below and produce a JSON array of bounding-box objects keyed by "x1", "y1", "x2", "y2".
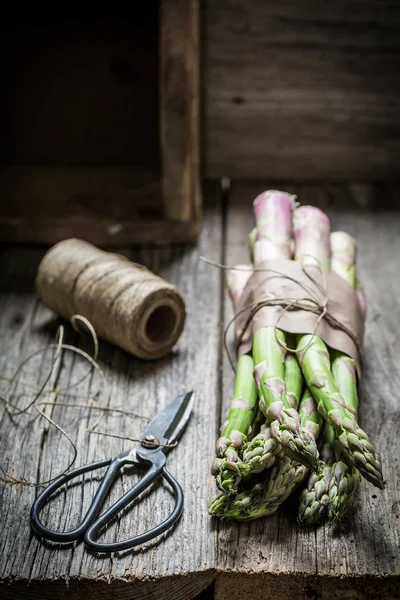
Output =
[
  {"x1": 250, "y1": 192, "x2": 319, "y2": 470},
  {"x1": 298, "y1": 230, "x2": 359, "y2": 525},
  {"x1": 328, "y1": 232, "x2": 362, "y2": 520},
  {"x1": 226, "y1": 265, "x2": 253, "y2": 310},
  {"x1": 218, "y1": 388, "x2": 323, "y2": 521},
  {"x1": 298, "y1": 353, "x2": 362, "y2": 525},
  {"x1": 248, "y1": 406, "x2": 266, "y2": 439},
  {"x1": 294, "y1": 212, "x2": 384, "y2": 489},
  {"x1": 238, "y1": 192, "x2": 294, "y2": 476},
  {"x1": 284, "y1": 348, "x2": 304, "y2": 409},
  {"x1": 328, "y1": 350, "x2": 362, "y2": 521},
  {"x1": 208, "y1": 490, "x2": 236, "y2": 517},
  {"x1": 248, "y1": 227, "x2": 257, "y2": 263},
  {"x1": 211, "y1": 263, "x2": 258, "y2": 493},
  {"x1": 240, "y1": 337, "x2": 304, "y2": 475},
  {"x1": 253, "y1": 190, "x2": 295, "y2": 262},
  {"x1": 212, "y1": 188, "x2": 300, "y2": 493},
  {"x1": 212, "y1": 353, "x2": 258, "y2": 493},
  {"x1": 298, "y1": 423, "x2": 335, "y2": 525},
  {"x1": 330, "y1": 230, "x2": 357, "y2": 287},
  {"x1": 297, "y1": 335, "x2": 383, "y2": 488}
]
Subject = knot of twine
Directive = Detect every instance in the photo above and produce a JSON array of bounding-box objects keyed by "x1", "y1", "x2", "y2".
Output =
[{"x1": 199, "y1": 256, "x2": 360, "y2": 372}]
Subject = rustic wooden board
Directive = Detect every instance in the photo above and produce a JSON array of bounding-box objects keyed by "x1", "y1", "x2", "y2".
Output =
[
  {"x1": 160, "y1": 0, "x2": 201, "y2": 224},
  {"x1": 1, "y1": 181, "x2": 400, "y2": 599},
  {"x1": 0, "y1": 166, "x2": 198, "y2": 246},
  {"x1": 213, "y1": 181, "x2": 400, "y2": 600},
  {"x1": 204, "y1": 1, "x2": 400, "y2": 180},
  {"x1": 0, "y1": 3, "x2": 201, "y2": 246},
  {"x1": 0, "y1": 183, "x2": 221, "y2": 600}
]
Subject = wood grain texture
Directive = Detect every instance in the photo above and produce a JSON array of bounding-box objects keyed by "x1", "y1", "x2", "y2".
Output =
[
  {"x1": 213, "y1": 181, "x2": 400, "y2": 599},
  {"x1": 0, "y1": 183, "x2": 221, "y2": 599},
  {"x1": 0, "y1": 167, "x2": 200, "y2": 246},
  {"x1": 204, "y1": 1, "x2": 400, "y2": 180},
  {"x1": 160, "y1": 0, "x2": 201, "y2": 223},
  {"x1": 0, "y1": 6, "x2": 201, "y2": 246},
  {"x1": 0, "y1": 214, "x2": 199, "y2": 246},
  {"x1": 1, "y1": 180, "x2": 400, "y2": 599}
]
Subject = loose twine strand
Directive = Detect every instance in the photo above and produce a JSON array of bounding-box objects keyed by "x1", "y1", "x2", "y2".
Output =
[
  {"x1": 0, "y1": 315, "x2": 175, "y2": 488},
  {"x1": 199, "y1": 255, "x2": 360, "y2": 373}
]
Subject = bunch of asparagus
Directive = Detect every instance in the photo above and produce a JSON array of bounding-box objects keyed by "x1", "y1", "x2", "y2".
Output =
[{"x1": 209, "y1": 190, "x2": 384, "y2": 525}]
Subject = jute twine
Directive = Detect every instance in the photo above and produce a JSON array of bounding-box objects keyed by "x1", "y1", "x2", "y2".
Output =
[
  {"x1": 1, "y1": 316, "x2": 173, "y2": 487},
  {"x1": 35, "y1": 239, "x2": 186, "y2": 360},
  {"x1": 199, "y1": 256, "x2": 363, "y2": 376}
]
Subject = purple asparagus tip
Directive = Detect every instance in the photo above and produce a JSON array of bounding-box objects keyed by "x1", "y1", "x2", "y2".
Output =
[
  {"x1": 293, "y1": 205, "x2": 331, "y2": 235},
  {"x1": 253, "y1": 190, "x2": 296, "y2": 227}
]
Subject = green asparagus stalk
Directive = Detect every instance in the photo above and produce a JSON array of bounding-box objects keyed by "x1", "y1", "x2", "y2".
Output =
[
  {"x1": 239, "y1": 346, "x2": 303, "y2": 475},
  {"x1": 237, "y1": 192, "x2": 295, "y2": 477},
  {"x1": 240, "y1": 337, "x2": 303, "y2": 474},
  {"x1": 219, "y1": 388, "x2": 323, "y2": 521},
  {"x1": 222, "y1": 454, "x2": 305, "y2": 520},
  {"x1": 211, "y1": 264, "x2": 258, "y2": 493},
  {"x1": 328, "y1": 350, "x2": 362, "y2": 521},
  {"x1": 284, "y1": 346, "x2": 304, "y2": 409},
  {"x1": 212, "y1": 353, "x2": 258, "y2": 493},
  {"x1": 251, "y1": 192, "x2": 319, "y2": 471},
  {"x1": 294, "y1": 214, "x2": 384, "y2": 489},
  {"x1": 328, "y1": 231, "x2": 362, "y2": 520},
  {"x1": 248, "y1": 227, "x2": 257, "y2": 263},
  {"x1": 298, "y1": 354, "x2": 362, "y2": 526},
  {"x1": 298, "y1": 231, "x2": 359, "y2": 525},
  {"x1": 297, "y1": 335, "x2": 383, "y2": 488},
  {"x1": 214, "y1": 190, "x2": 299, "y2": 491},
  {"x1": 208, "y1": 490, "x2": 233, "y2": 517},
  {"x1": 255, "y1": 330, "x2": 320, "y2": 470},
  {"x1": 248, "y1": 407, "x2": 266, "y2": 439},
  {"x1": 298, "y1": 423, "x2": 336, "y2": 525}
]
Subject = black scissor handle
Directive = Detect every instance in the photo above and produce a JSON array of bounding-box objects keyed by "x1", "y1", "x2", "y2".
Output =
[
  {"x1": 84, "y1": 464, "x2": 184, "y2": 552},
  {"x1": 30, "y1": 449, "x2": 184, "y2": 552},
  {"x1": 30, "y1": 456, "x2": 124, "y2": 543}
]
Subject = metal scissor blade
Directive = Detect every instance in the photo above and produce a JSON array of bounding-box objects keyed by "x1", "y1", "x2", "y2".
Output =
[{"x1": 142, "y1": 391, "x2": 195, "y2": 447}]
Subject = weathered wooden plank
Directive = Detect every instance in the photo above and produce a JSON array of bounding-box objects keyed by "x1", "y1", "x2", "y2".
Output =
[
  {"x1": 0, "y1": 6, "x2": 201, "y2": 246},
  {"x1": 0, "y1": 182, "x2": 221, "y2": 599},
  {"x1": 204, "y1": 1, "x2": 400, "y2": 180},
  {"x1": 0, "y1": 167, "x2": 162, "y2": 215},
  {"x1": 213, "y1": 182, "x2": 400, "y2": 599},
  {"x1": 0, "y1": 165, "x2": 199, "y2": 245},
  {"x1": 160, "y1": 0, "x2": 201, "y2": 223},
  {"x1": 0, "y1": 212, "x2": 199, "y2": 246}
]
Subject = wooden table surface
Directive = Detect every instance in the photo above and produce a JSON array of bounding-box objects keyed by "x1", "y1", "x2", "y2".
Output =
[{"x1": 0, "y1": 182, "x2": 399, "y2": 600}]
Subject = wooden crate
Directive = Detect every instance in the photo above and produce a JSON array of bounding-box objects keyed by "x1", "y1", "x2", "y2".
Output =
[
  {"x1": 203, "y1": 0, "x2": 400, "y2": 182},
  {"x1": 0, "y1": 1, "x2": 200, "y2": 246}
]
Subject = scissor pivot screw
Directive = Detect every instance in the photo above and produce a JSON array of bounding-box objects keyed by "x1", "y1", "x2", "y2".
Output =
[{"x1": 142, "y1": 434, "x2": 159, "y2": 448}]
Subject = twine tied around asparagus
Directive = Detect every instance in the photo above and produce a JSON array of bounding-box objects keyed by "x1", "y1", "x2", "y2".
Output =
[
  {"x1": 0, "y1": 315, "x2": 176, "y2": 488},
  {"x1": 199, "y1": 255, "x2": 361, "y2": 373}
]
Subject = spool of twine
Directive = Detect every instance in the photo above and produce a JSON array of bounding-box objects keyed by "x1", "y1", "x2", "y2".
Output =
[{"x1": 35, "y1": 238, "x2": 186, "y2": 360}]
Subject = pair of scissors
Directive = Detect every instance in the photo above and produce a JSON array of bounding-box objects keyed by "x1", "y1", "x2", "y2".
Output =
[{"x1": 30, "y1": 391, "x2": 194, "y2": 553}]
